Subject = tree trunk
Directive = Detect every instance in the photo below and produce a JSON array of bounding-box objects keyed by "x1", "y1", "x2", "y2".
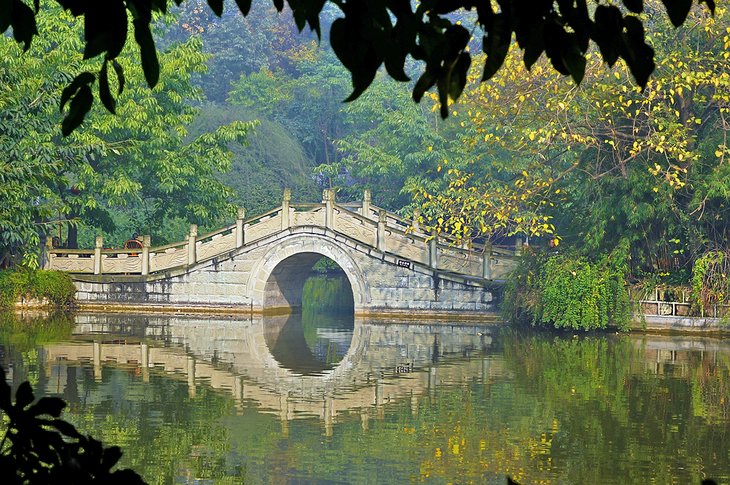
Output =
[{"x1": 67, "y1": 223, "x2": 78, "y2": 249}]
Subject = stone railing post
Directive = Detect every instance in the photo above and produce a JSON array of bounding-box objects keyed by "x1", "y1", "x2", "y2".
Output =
[
  {"x1": 482, "y1": 242, "x2": 493, "y2": 279},
  {"x1": 94, "y1": 236, "x2": 103, "y2": 275},
  {"x1": 323, "y1": 189, "x2": 335, "y2": 229},
  {"x1": 515, "y1": 238, "x2": 523, "y2": 256},
  {"x1": 377, "y1": 209, "x2": 387, "y2": 252},
  {"x1": 281, "y1": 188, "x2": 291, "y2": 230},
  {"x1": 411, "y1": 208, "x2": 421, "y2": 233},
  {"x1": 187, "y1": 224, "x2": 197, "y2": 266},
  {"x1": 141, "y1": 235, "x2": 151, "y2": 275},
  {"x1": 361, "y1": 189, "x2": 372, "y2": 219},
  {"x1": 428, "y1": 232, "x2": 439, "y2": 269},
  {"x1": 235, "y1": 207, "x2": 246, "y2": 247},
  {"x1": 93, "y1": 341, "x2": 102, "y2": 381}
]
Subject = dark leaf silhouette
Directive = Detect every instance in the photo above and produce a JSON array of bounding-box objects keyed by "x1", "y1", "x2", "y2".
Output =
[{"x1": 0, "y1": 365, "x2": 146, "y2": 484}]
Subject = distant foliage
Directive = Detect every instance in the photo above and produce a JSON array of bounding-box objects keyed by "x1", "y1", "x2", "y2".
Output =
[
  {"x1": 302, "y1": 274, "x2": 354, "y2": 314},
  {"x1": 0, "y1": 270, "x2": 76, "y2": 309},
  {"x1": 505, "y1": 243, "x2": 632, "y2": 331},
  {"x1": 0, "y1": 366, "x2": 145, "y2": 484},
  {"x1": 692, "y1": 250, "x2": 730, "y2": 316}
]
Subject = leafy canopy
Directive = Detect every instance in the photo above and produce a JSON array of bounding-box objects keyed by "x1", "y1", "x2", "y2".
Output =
[
  {"x1": 0, "y1": 0, "x2": 716, "y2": 134},
  {"x1": 0, "y1": 4, "x2": 254, "y2": 265},
  {"x1": 407, "y1": 2, "x2": 730, "y2": 267}
]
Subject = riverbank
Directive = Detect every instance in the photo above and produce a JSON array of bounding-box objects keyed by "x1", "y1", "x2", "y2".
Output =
[
  {"x1": 634, "y1": 314, "x2": 730, "y2": 335},
  {"x1": 23, "y1": 300, "x2": 505, "y2": 323}
]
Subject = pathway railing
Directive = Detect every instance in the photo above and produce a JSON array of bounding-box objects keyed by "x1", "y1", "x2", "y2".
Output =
[
  {"x1": 46, "y1": 189, "x2": 520, "y2": 280},
  {"x1": 636, "y1": 286, "x2": 730, "y2": 319}
]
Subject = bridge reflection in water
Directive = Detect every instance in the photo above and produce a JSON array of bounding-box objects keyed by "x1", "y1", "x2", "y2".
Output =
[{"x1": 39, "y1": 313, "x2": 497, "y2": 435}]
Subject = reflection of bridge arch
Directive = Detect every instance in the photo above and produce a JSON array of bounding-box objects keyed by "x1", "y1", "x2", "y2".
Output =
[
  {"x1": 46, "y1": 314, "x2": 498, "y2": 428},
  {"x1": 211, "y1": 315, "x2": 383, "y2": 400},
  {"x1": 246, "y1": 233, "x2": 368, "y2": 312},
  {"x1": 263, "y1": 313, "x2": 354, "y2": 375}
]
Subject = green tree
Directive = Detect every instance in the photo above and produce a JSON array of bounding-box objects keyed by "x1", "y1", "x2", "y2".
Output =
[
  {"x1": 314, "y1": 73, "x2": 450, "y2": 210},
  {"x1": 415, "y1": 2, "x2": 730, "y2": 267},
  {"x1": 187, "y1": 104, "x2": 320, "y2": 216},
  {"x1": 0, "y1": 4, "x2": 254, "y2": 264},
  {"x1": 228, "y1": 47, "x2": 351, "y2": 167}
]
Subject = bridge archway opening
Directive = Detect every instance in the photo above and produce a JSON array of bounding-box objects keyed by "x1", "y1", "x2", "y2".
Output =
[{"x1": 263, "y1": 253, "x2": 354, "y2": 315}]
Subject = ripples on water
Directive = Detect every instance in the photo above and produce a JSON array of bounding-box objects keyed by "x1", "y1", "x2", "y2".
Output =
[{"x1": 1, "y1": 309, "x2": 730, "y2": 484}]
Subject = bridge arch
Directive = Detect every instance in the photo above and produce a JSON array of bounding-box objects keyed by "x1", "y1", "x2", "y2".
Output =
[{"x1": 246, "y1": 233, "x2": 370, "y2": 312}]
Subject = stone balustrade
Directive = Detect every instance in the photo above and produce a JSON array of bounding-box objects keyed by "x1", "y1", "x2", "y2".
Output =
[{"x1": 46, "y1": 189, "x2": 519, "y2": 281}]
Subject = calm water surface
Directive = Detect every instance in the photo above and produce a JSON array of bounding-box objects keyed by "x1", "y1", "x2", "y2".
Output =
[{"x1": 2, "y1": 309, "x2": 729, "y2": 484}]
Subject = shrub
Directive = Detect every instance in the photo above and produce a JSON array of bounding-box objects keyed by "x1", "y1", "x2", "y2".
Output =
[
  {"x1": 28, "y1": 271, "x2": 77, "y2": 307},
  {"x1": 0, "y1": 271, "x2": 24, "y2": 308},
  {"x1": 504, "y1": 242, "x2": 632, "y2": 331},
  {"x1": 0, "y1": 270, "x2": 76, "y2": 309}
]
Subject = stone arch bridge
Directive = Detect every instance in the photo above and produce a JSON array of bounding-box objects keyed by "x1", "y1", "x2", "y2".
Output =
[{"x1": 47, "y1": 190, "x2": 518, "y2": 316}]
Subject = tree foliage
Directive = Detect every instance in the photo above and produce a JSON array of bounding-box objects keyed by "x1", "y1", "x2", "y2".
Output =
[
  {"x1": 410, "y1": 3, "x2": 730, "y2": 272},
  {"x1": 314, "y1": 72, "x2": 447, "y2": 210},
  {"x1": 0, "y1": 0, "x2": 715, "y2": 133},
  {"x1": 691, "y1": 250, "x2": 730, "y2": 315},
  {"x1": 0, "y1": 4, "x2": 254, "y2": 263},
  {"x1": 503, "y1": 244, "x2": 632, "y2": 330}
]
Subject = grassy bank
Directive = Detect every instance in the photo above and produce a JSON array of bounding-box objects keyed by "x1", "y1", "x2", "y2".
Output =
[{"x1": 0, "y1": 269, "x2": 76, "y2": 309}]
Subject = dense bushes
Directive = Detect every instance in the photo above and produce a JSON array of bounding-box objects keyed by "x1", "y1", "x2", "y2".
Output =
[
  {"x1": 504, "y1": 243, "x2": 632, "y2": 331},
  {"x1": 0, "y1": 270, "x2": 76, "y2": 309}
]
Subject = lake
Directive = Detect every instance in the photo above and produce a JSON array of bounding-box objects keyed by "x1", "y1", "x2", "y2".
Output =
[{"x1": 1, "y1": 307, "x2": 729, "y2": 484}]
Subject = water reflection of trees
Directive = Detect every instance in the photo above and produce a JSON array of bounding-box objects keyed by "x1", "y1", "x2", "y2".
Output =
[
  {"x1": 499, "y1": 332, "x2": 730, "y2": 484},
  {"x1": 3, "y1": 312, "x2": 730, "y2": 483}
]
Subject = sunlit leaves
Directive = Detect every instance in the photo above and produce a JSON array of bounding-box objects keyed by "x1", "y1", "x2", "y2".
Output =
[
  {"x1": 414, "y1": 1, "x2": 730, "y2": 262},
  {"x1": 415, "y1": 167, "x2": 557, "y2": 244}
]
